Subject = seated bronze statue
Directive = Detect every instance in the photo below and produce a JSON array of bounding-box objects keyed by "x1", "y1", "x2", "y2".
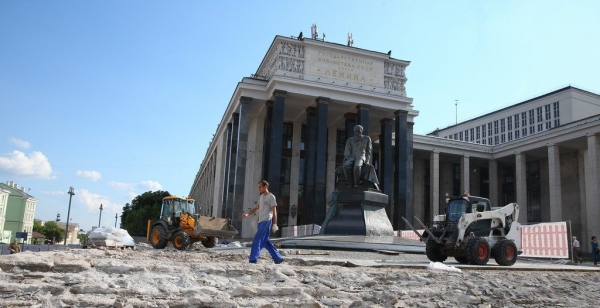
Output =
[{"x1": 337, "y1": 125, "x2": 379, "y2": 190}]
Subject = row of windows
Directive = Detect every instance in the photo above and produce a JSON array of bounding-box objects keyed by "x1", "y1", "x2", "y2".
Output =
[{"x1": 445, "y1": 102, "x2": 560, "y2": 144}]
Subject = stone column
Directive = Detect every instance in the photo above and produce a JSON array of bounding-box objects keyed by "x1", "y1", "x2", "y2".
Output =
[
  {"x1": 326, "y1": 124, "x2": 337, "y2": 197},
  {"x1": 304, "y1": 106, "x2": 317, "y2": 224},
  {"x1": 289, "y1": 117, "x2": 302, "y2": 226},
  {"x1": 314, "y1": 97, "x2": 329, "y2": 224},
  {"x1": 584, "y1": 134, "x2": 600, "y2": 247},
  {"x1": 406, "y1": 122, "x2": 414, "y2": 226},
  {"x1": 379, "y1": 118, "x2": 393, "y2": 219},
  {"x1": 462, "y1": 155, "x2": 470, "y2": 194},
  {"x1": 548, "y1": 144, "x2": 562, "y2": 222},
  {"x1": 394, "y1": 110, "x2": 408, "y2": 229},
  {"x1": 266, "y1": 90, "x2": 286, "y2": 195},
  {"x1": 231, "y1": 97, "x2": 252, "y2": 233},
  {"x1": 356, "y1": 104, "x2": 370, "y2": 135},
  {"x1": 221, "y1": 123, "x2": 233, "y2": 218},
  {"x1": 515, "y1": 152, "x2": 528, "y2": 224},
  {"x1": 431, "y1": 151, "x2": 440, "y2": 217},
  {"x1": 489, "y1": 160, "x2": 498, "y2": 207}
]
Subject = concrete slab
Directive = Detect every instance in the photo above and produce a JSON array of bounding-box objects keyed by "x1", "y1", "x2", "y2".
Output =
[{"x1": 276, "y1": 234, "x2": 425, "y2": 253}]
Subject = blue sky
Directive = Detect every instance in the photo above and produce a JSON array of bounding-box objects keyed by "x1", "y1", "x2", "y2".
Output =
[{"x1": 1, "y1": 1, "x2": 599, "y2": 231}]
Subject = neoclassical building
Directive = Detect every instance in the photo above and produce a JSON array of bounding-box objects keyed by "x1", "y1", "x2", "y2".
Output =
[{"x1": 190, "y1": 35, "x2": 600, "y2": 251}]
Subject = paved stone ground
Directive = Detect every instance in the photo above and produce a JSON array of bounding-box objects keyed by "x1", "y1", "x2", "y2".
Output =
[{"x1": 1, "y1": 242, "x2": 599, "y2": 307}]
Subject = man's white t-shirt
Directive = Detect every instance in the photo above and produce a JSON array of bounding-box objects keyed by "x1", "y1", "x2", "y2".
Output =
[
  {"x1": 258, "y1": 193, "x2": 277, "y2": 223},
  {"x1": 573, "y1": 239, "x2": 580, "y2": 248}
]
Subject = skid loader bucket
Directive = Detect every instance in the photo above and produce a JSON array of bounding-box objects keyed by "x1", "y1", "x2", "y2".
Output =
[{"x1": 194, "y1": 216, "x2": 238, "y2": 238}]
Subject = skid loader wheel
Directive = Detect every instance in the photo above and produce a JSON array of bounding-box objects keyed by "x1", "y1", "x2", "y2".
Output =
[
  {"x1": 150, "y1": 225, "x2": 168, "y2": 249},
  {"x1": 492, "y1": 239, "x2": 517, "y2": 266},
  {"x1": 466, "y1": 237, "x2": 490, "y2": 265},
  {"x1": 425, "y1": 239, "x2": 448, "y2": 262},
  {"x1": 201, "y1": 236, "x2": 217, "y2": 248},
  {"x1": 173, "y1": 232, "x2": 191, "y2": 250},
  {"x1": 454, "y1": 255, "x2": 469, "y2": 264}
]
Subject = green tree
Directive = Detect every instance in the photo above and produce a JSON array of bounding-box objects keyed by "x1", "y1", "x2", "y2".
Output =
[
  {"x1": 122, "y1": 190, "x2": 170, "y2": 236},
  {"x1": 77, "y1": 233, "x2": 89, "y2": 245},
  {"x1": 41, "y1": 221, "x2": 64, "y2": 244},
  {"x1": 33, "y1": 219, "x2": 44, "y2": 233}
]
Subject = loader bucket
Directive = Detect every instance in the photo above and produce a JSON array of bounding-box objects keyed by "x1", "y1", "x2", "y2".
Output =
[{"x1": 194, "y1": 216, "x2": 239, "y2": 238}]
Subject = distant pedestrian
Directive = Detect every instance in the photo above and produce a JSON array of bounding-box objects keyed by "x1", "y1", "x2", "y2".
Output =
[
  {"x1": 241, "y1": 180, "x2": 283, "y2": 264},
  {"x1": 9, "y1": 239, "x2": 21, "y2": 254},
  {"x1": 592, "y1": 236, "x2": 600, "y2": 267},
  {"x1": 572, "y1": 236, "x2": 582, "y2": 264}
]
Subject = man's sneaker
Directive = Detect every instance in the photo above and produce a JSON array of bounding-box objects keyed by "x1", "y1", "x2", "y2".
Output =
[{"x1": 275, "y1": 258, "x2": 284, "y2": 264}]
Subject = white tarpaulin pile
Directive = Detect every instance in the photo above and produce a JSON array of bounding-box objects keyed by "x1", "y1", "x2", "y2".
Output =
[{"x1": 88, "y1": 227, "x2": 135, "y2": 247}]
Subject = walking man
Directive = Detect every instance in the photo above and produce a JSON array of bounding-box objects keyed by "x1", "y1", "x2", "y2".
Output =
[
  {"x1": 572, "y1": 236, "x2": 582, "y2": 264},
  {"x1": 592, "y1": 236, "x2": 600, "y2": 267},
  {"x1": 241, "y1": 180, "x2": 283, "y2": 264}
]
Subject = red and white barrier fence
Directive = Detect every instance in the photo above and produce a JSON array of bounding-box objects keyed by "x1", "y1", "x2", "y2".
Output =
[
  {"x1": 398, "y1": 229, "x2": 424, "y2": 241},
  {"x1": 520, "y1": 222, "x2": 569, "y2": 259}
]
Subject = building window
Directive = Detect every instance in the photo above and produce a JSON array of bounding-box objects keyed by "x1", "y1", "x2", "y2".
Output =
[
  {"x1": 476, "y1": 126, "x2": 480, "y2": 140},
  {"x1": 536, "y1": 107, "x2": 543, "y2": 122},
  {"x1": 482, "y1": 125, "x2": 487, "y2": 138},
  {"x1": 488, "y1": 123, "x2": 492, "y2": 137},
  {"x1": 530, "y1": 126, "x2": 535, "y2": 135},
  {"x1": 282, "y1": 123, "x2": 293, "y2": 149},
  {"x1": 500, "y1": 119, "x2": 505, "y2": 133},
  {"x1": 507, "y1": 116, "x2": 512, "y2": 131},
  {"x1": 488, "y1": 137, "x2": 492, "y2": 145},
  {"x1": 300, "y1": 125, "x2": 306, "y2": 150},
  {"x1": 494, "y1": 120, "x2": 499, "y2": 135},
  {"x1": 545, "y1": 104, "x2": 551, "y2": 121},
  {"x1": 470, "y1": 128, "x2": 474, "y2": 142},
  {"x1": 501, "y1": 134, "x2": 506, "y2": 143},
  {"x1": 336, "y1": 130, "x2": 346, "y2": 155},
  {"x1": 454, "y1": 133, "x2": 458, "y2": 140},
  {"x1": 526, "y1": 161, "x2": 541, "y2": 223},
  {"x1": 553, "y1": 101, "x2": 560, "y2": 118},
  {"x1": 514, "y1": 114, "x2": 520, "y2": 129},
  {"x1": 522, "y1": 112, "x2": 527, "y2": 127},
  {"x1": 508, "y1": 132, "x2": 513, "y2": 141},
  {"x1": 545, "y1": 122, "x2": 551, "y2": 130},
  {"x1": 522, "y1": 128, "x2": 527, "y2": 137},
  {"x1": 459, "y1": 132, "x2": 463, "y2": 141},
  {"x1": 529, "y1": 110, "x2": 535, "y2": 125},
  {"x1": 554, "y1": 119, "x2": 560, "y2": 127},
  {"x1": 482, "y1": 139, "x2": 486, "y2": 145},
  {"x1": 515, "y1": 130, "x2": 520, "y2": 139},
  {"x1": 494, "y1": 136, "x2": 499, "y2": 145},
  {"x1": 464, "y1": 130, "x2": 469, "y2": 141},
  {"x1": 537, "y1": 123, "x2": 543, "y2": 132}
]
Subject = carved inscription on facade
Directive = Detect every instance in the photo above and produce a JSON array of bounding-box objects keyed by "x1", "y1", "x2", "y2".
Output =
[
  {"x1": 259, "y1": 41, "x2": 305, "y2": 79},
  {"x1": 305, "y1": 47, "x2": 384, "y2": 87}
]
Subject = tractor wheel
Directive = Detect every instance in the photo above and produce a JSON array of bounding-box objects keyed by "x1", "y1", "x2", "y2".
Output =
[
  {"x1": 201, "y1": 236, "x2": 217, "y2": 248},
  {"x1": 466, "y1": 237, "x2": 490, "y2": 265},
  {"x1": 425, "y1": 239, "x2": 448, "y2": 262},
  {"x1": 173, "y1": 232, "x2": 191, "y2": 250},
  {"x1": 150, "y1": 225, "x2": 168, "y2": 249},
  {"x1": 492, "y1": 239, "x2": 517, "y2": 266},
  {"x1": 454, "y1": 255, "x2": 469, "y2": 264}
]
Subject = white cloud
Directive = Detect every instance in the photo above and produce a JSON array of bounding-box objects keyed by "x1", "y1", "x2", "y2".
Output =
[
  {"x1": 9, "y1": 138, "x2": 30, "y2": 149},
  {"x1": 76, "y1": 170, "x2": 102, "y2": 181},
  {"x1": 109, "y1": 180, "x2": 163, "y2": 192},
  {"x1": 0, "y1": 150, "x2": 54, "y2": 179},
  {"x1": 77, "y1": 189, "x2": 121, "y2": 214}
]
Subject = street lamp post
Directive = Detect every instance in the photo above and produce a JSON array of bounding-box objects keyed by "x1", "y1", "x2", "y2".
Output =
[
  {"x1": 64, "y1": 187, "x2": 75, "y2": 245},
  {"x1": 98, "y1": 204, "x2": 103, "y2": 229},
  {"x1": 114, "y1": 213, "x2": 118, "y2": 228}
]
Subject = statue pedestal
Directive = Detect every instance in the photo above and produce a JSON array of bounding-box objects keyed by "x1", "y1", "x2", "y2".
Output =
[{"x1": 320, "y1": 185, "x2": 394, "y2": 236}]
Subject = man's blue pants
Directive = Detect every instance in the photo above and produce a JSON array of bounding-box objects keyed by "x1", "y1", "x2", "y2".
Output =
[{"x1": 249, "y1": 220, "x2": 283, "y2": 263}]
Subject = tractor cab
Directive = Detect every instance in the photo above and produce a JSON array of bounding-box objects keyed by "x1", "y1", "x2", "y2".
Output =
[
  {"x1": 160, "y1": 196, "x2": 196, "y2": 227},
  {"x1": 445, "y1": 196, "x2": 492, "y2": 235}
]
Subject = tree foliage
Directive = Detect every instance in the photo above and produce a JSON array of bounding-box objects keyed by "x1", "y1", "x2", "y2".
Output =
[
  {"x1": 77, "y1": 233, "x2": 89, "y2": 245},
  {"x1": 34, "y1": 220, "x2": 64, "y2": 244},
  {"x1": 121, "y1": 190, "x2": 170, "y2": 236}
]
